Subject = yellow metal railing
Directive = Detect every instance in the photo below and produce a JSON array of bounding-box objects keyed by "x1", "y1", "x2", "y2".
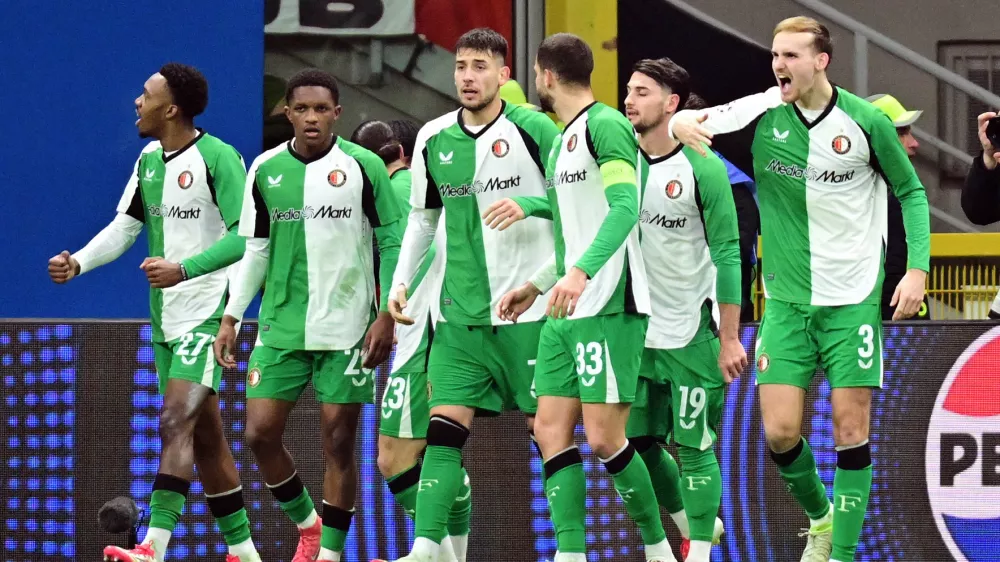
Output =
[{"x1": 753, "y1": 233, "x2": 1000, "y2": 320}]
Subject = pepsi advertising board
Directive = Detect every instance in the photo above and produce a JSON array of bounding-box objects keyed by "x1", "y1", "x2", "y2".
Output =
[{"x1": 0, "y1": 321, "x2": 997, "y2": 561}]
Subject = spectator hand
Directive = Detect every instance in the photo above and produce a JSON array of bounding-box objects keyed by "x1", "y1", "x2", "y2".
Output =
[{"x1": 976, "y1": 112, "x2": 999, "y2": 169}]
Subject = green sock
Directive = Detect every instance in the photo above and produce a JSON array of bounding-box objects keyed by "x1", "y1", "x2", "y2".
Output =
[
  {"x1": 447, "y1": 468, "x2": 472, "y2": 537},
  {"x1": 320, "y1": 503, "x2": 354, "y2": 553},
  {"x1": 677, "y1": 445, "x2": 722, "y2": 542},
  {"x1": 604, "y1": 444, "x2": 667, "y2": 546},
  {"x1": 831, "y1": 444, "x2": 873, "y2": 561},
  {"x1": 148, "y1": 474, "x2": 190, "y2": 533},
  {"x1": 387, "y1": 463, "x2": 421, "y2": 519},
  {"x1": 773, "y1": 438, "x2": 831, "y2": 520},
  {"x1": 268, "y1": 473, "x2": 316, "y2": 525},
  {"x1": 206, "y1": 487, "x2": 252, "y2": 546},
  {"x1": 544, "y1": 449, "x2": 587, "y2": 553},
  {"x1": 415, "y1": 445, "x2": 465, "y2": 543},
  {"x1": 639, "y1": 442, "x2": 685, "y2": 514}
]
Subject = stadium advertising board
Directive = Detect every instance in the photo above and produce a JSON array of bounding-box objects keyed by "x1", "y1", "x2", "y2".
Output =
[{"x1": 265, "y1": 0, "x2": 415, "y2": 37}]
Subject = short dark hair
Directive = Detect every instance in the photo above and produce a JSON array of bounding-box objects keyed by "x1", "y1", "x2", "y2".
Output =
[
  {"x1": 632, "y1": 58, "x2": 691, "y2": 109},
  {"x1": 285, "y1": 69, "x2": 340, "y2": 105},
  {"x1": 684, "y1": 93, "x2": 708, "y2": 110},
  {"x1": 389, "y1": 119, "x2": 420, "y2": 159},
  {"x1": 455, "y1": 27, "x2": 508, "y2": 62},
  {"x1": 159, "y1": 62, "x2": 209, "y2": 120},
  {"x1": 536, "y1": 33, "x2": 593, "y2": 87},
  {"x1": 350, "y1": 120, "x2": 402, "y2": 165}
]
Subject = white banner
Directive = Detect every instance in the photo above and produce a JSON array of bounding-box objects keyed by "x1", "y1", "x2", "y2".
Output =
[{"x1": 265, "y1": 0, "x2": 415, "y2": 37}]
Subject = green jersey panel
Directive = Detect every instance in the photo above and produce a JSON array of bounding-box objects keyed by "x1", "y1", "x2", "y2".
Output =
[
  {"x1": 546, "y1": 102, "x2": 650, "y2": 319},
  {"x1": 241, "y1": 137, "x2": 399, "y2": 350},
  {"x1": 638, "y1": 145, "x2": 740, "y2": 348},
  {"x1": 408, "y1": 101, "x2": 559, "y2": 325},
  {"x1": 117, "y1": 132, "x2": 245, "y2": 342}
]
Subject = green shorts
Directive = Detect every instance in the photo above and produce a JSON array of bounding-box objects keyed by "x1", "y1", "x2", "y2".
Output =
[
  {"x1": 755, "y1": 298, "x2": 883, "y2": 389},
  {"x1": 245, "y1": 335, "x2": 376, "y2": 404},
  {"x1": 626, "y1": 340, "x2": 725, "y2": 451},
  {"x1": 425, "y1": 321, "x2": 541, "y2": 415},
  {"x1": 534, "y1": 312, "x2": 647, "y2": 404},
  {"x1": 153, "y1": 319, "x2": 221, "y2": 395},
  {"x1": 379, "y1": 370, "x2": 430, "y2": 439}
]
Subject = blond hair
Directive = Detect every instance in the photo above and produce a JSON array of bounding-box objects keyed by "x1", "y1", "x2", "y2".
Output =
[{"x1": 774, "y1": 16, "x2": 833, "y2": 58}]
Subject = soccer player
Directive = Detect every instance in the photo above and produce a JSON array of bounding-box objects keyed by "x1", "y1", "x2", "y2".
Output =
[
  {"x1": 382, "y1": 27, "x2": 560, "y2": 562},
  {"x1": 624, "y1": 58, "x2": 742, "y2": 562},
  {"x1": 495, "y1": 34, "x2": 672, "y2": 562},
  {"x1": 213, "y1": 69, "x2": 401, "y2": 562},
  {"x1": 668, "y1": 17, "x2": 930, "y2": 562},
  {"x1": 351, "y1": 120, "x2": 469, "y2": 562},
  {"x1": 47, "y1": 63, "x2": 260, "y2": 562}
]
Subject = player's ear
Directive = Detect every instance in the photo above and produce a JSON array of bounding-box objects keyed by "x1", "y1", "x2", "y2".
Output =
[
  {"x1": 666, "y1": 93, "x2": 680, "y2": 115},
  {"x1": 164, "y1": 104, "x2": 179, "y2": 121},
  {"x1": 332, "y1": 105, "x2": 343, "y2": 120},
  {"x1": 500, "y1": 65, "x2": 511, "y2": 82},
  {"x1": 816, "y1": 52, "x2": 830, "y2": 71}
]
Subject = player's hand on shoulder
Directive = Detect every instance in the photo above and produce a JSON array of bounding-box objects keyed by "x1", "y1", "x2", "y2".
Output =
[
  {"x1": 482, "y1": 198, "x2": 526, "y2": 231},
  {"x1": 48, "y1": 250, "x2": 79, "y2": 284},
  {"x1": 673, "y1": 112, "x2": 713, "y2": 157},
  {"x1": 497, "y1": 282, "x2": 542, "y2": 323},
  {"x1": 388, "y1": 283, "x2": 415, "y2": 325},
  {"x1": 214, "y1": 316, "x2": 238, "y2": 369},
  {"x1": 891, "y1": 269, "x2": 927, "y2": 321},
  {"x1": 718, "y1": 337, "x2": 748, "y2": 383},
  {"x1": 140, "y1": 257, "x2": 184, "y2": 289},
  {"x1": 547, "y1": 267, "x2": 588, "y2": 319},
  {"x1": 362, "y1": 312, "x2": 395, "y2": 369}
]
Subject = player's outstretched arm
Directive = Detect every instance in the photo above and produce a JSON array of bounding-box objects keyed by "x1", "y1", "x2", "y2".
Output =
[
  {"x1": 690, "y1": 147, "x2": 747, "y2": 380},
  {"x1": 482, "y1": 196, "x2": 553, "y2": 231},
  {"x1": 497, "y1": 254, "x2": 557, "y2": 322},
  {"x1": 668, "y1": 87, "x2": 783, "y2": 156},
  {"x1": 870, "y1": 111, "x2": 931, "y2": 319},
  {"x1": 50, "y1": 212, "x2": 144, "y2": 284}
]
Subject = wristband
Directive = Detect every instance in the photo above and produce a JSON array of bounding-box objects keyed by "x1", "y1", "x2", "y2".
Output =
[{"x1": 180, "y1": 262, "x2": 189, "y2": 281}]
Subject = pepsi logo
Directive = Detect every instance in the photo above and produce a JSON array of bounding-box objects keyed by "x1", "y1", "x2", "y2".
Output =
[{"x1": 926, "y1": 326, "x2": 1000, "y2": 562}]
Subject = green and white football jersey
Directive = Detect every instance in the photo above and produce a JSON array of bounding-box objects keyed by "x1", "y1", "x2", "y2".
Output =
[
  {"x1": 638, "y1": 145, "x2": 740, "y2": 349},
  {"x1": 388, "y1": 168, "x2": 444, "y2": 374},
  {"x1": 407, "y1": 101, "x2": 560, "y2": 325},
  {"x1": 546, "y1": 102, "x2": 650, "y2": 318},
  {"x1": 673, "y1": 86, "x2": 930, "y2": 306},
  {"x1": 240, "y1": 137, "x2": 402, "y2": 350},
  {"x1": 118, "y1": 131, "x2": 246, "y2": 343}
]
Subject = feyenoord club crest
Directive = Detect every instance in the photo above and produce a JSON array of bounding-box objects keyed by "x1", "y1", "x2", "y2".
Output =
[
  {"x1": 665, "y1": 180, "x2": 683, "y2": 199},
  {"x1": 247, "y1": 368, "x2": 262, "y2": 387},
  {"x1": 492, "y1": 138, "x2": 509, "y2": 158},
  {"x1": 177, "y1": 170, "x2": 194, "y2": 189},
  {"x1": 757, "y1": 353, "x2": 770, "y2": 373},
  {"x1": 567, "y1": 134, "x2": 578, "y2": 152},
  {"x1": 832, "y1": 135, "x2": 852, "y2": 155},
  {"x1": 328, "y1": 169, "x2": 347, "y2": 187}
]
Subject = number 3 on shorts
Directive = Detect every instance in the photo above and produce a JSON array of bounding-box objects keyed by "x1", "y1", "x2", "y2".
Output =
[
  {"x1": 575, "y1": 341, "x2": 603, "y2": 386},
  {"x1": 857, "y1": 324, "x2": 875, "y2": 369}
]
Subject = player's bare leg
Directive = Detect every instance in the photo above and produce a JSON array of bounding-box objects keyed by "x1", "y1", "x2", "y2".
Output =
[
  {"x1": 104, "y1": 379, "x2": 209, "y2": 562},
  {"x1": 829, "y1": 387, "x2": 873, "y2": 562},
  {"x1": 316, "y1": 403, "x2": 363, "y2": 561},
  {"x1": 759, "y1": 384, "x2": 832, "y2": 561},
  {"x1": 193, "y1": 396, "x2": 260, "y2": 561},
  {"x1": 582, "y1": 403, "x2": 673, "y2": 561},
  {"x1": 245, "y1": 398, "x2": 321, "y2": 562}
]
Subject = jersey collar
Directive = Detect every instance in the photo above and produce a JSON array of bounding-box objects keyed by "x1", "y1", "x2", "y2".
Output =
[
  {"x1": 563, "y1": 101, "x2": 598, "y2": 131},
  {"x1": 389, "y1": 166, "x2": 409, "y2": 179},
  {"x1": 640, "y1": 143, "x2": 683, "y2": 165},
  {"x1": 288, "y1": 135, "x2": 338, "y2": 164},
  {"x1": 457, "y1": 100, "x2": 507, "y2": 139},
  {"x1": 161, "y1": 128, "x2": 205, "y2": 163},
  {"x1": 792, "y1": 86, "x2": 839, "y2": 130}
]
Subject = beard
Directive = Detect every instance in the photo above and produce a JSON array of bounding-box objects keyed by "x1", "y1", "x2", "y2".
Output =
[
  {"x1": 631, "y1": 114, "x2": 663, "y2": 135},
  {"x1": 460, "y1": 91, "x2": 495, "y2": 113},
  {"x1": 538, "y1": 90, "x2": 555, "y2": 114}
]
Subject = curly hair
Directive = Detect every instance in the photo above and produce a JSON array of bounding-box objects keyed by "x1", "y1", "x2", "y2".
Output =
[
  {"x1": 159, "y1": 62, "x2": 209, "y2": 120},
  {"x1": 285, "y1": 68, "x2": 340, "y2": 105}
]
